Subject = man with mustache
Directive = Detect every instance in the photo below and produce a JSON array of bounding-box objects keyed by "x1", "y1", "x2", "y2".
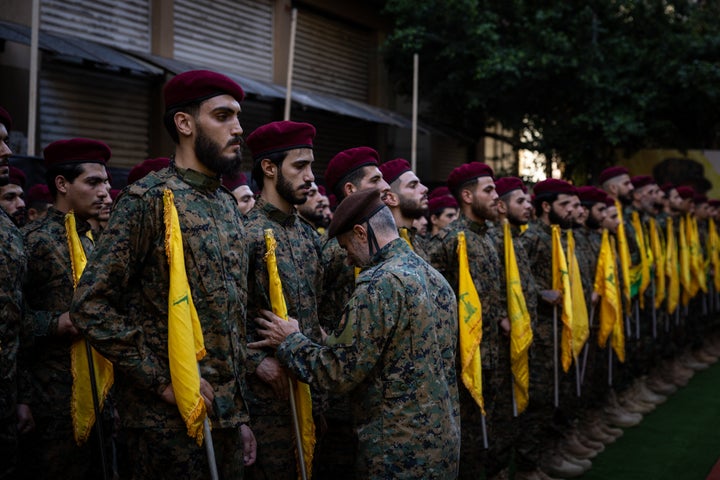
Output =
[
  {"x1": 378, "y1": 158, "x2": 430, "y2": 259},
  {"x1": 297, "y1": 182, "x2": 328, "y2": 231},
  {"x1": 71, "y1": 70, "x2": 256, "y2": 479},
  {"x1": 0, "y1": 166, "x2": 27, "y2": 227},
  {"x1": 0, "y1": 107, "x2": 31, "y2": 480},
  {"x1": 21, "y1": 137, "x2": 112, "y2": 479},
  {"x1": 222, "y1": 171, "x2": 255, "y2": 215},
  {"x1": 242, "y1": 120, "x2": 325, "y2": 480}
]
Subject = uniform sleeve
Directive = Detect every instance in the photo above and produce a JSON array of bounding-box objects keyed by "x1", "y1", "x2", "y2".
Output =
[
  {"x1": 276, "y1": 275, "x2": 400, "y2": 393},
  {"x1": 70, "y1": 193, "x2": 171, "y2": 395}
]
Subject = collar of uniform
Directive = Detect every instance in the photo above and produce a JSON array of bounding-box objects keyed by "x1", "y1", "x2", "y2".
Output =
[
  {"x1": 370, "y1": 236, "x2": 408, "y2": 265},
  {"x1": 47, "y1": 206, "x2": 93, "y2": 236},
  {"x1": 172, "y1": 161, "x2": 221, "y2": 192},
  {"x1": 255, "y1": 196, "x2": 297, "y2": 227},
  {"x1": 461, "y1": 213, "x2": 489, "y2": 235}
]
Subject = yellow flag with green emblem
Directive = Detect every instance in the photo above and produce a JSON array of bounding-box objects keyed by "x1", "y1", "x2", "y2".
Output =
[
  {"x1": 679, "y1": 215, "x2": 692, "y2": 305},
  {"x1": 457, "y1": 231, "x2": 485, "y2": 414},
  {"x1": 630, "y1": 211, "x2": 651, "y2": 307},
  {"x1": 567, "y1": 230, "x2": 589, "y2": 359},
  {"x1": 709, "y1": 218, "x2": 720, "y2": 292},
  {"x1": 614, "y1": 201, "x2": 632, "y2": 313},
  {"x1": 594, "y1": 230, "x2": 623, "y2": 359},
  {"x1": 648, "y1": 218, "x2": 666, "y2": 309},
  {"x1": 66, "y1": 212, "x2": 114, "y2": 445},
  {"x1": 163, "y1": 190, "x2": 208, "y2": 446},
  {"x1": 503, "y1": 222, "x2": 532, "y2": 414},
  {"x1": 689, "y1": 215, "x2": 707, "y2": 294},
  {"x1": 264, "y1": 229, "x2": 316, "y2": 479},
  {"x1": 665, "y1": 217, "x2": 680, "y2": 314},
  {"x1": 551, "y1": 225, "x2": 573, "y2": 372}
]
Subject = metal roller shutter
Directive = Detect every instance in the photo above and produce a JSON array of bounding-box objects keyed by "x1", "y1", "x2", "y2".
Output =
[
  {"x1": 39, "y1": 64, "x2": 152, "y2": 169},
  {"x1": 40, "y1": 0, "x2": 151, "y2": 52},
  {"x1": 294, "y1": 9, "x2": 372, "y2": 102},
  {"x1": 431, "y1": 136, "x2": 469, "y2": 183},
  {"x1": 174, "y1": 0, "x2": 274, "y2": 81}
]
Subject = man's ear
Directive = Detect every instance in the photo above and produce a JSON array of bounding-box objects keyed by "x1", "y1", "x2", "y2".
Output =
[
  {"x1": 384, "y1": 191, "x2": 399, "y2": 208},
  {"x1": 352, "y1": 223, "x2": 368, "y2": 241},
  {"x1": 55, "y1": 175, "x2": 69, "y2": 195},
  {"x1": 174, "y1": 111, "x2": 194, "y2": 139},
  {"x1": 260, "y1": 158, "x2": 277, "y2": 179},
  {"x1": 460, "y1": 187, "x2": 473, "y2": 206},
  {"x1": 542, "y1": 200, "x2": 551, "y2": 215}
]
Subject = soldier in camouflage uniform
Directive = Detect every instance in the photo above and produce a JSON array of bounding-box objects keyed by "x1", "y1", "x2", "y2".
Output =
[
  {"x1": 488, "y1": 177, "x2": 543, "y2": 480},
  {"x1": 314, "y1": 147, "x2": 391, "y2": 480},
  {"x1": 426, "y1": 162, "x2": 509, "y2": 479},
  {"x1": 70, "y1": 70, "x2": 256, "y2": 479},
  {"x1": 250, "y1": 188, "x2": 460, "y2": 479},
  {"x1": 378, "y1": 158, "x2": 430, "y2": 260},
  {"x1": 0, "y1": 108, "x2": 32, "y2": 480},
  {"x1": 242, "y1": 121, "x2": 325, "y2": 480}
]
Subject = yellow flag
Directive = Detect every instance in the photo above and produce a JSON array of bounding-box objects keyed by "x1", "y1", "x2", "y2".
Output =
[
  {"x1": 66, "y1": 212, "x2": 114, "y2": 445},
  {"x1": 679, "y1": 215, "x2": 692, "y2": 305},
  {"x1": 709, "y1": 218, "x2": 720, "y2": 292},
  {"x1": 503, "y1": 222, "x2": 533, "y2": 414},
  {"x1": 551, "y1": 225, "x2": 573, "y2": 372},
  {"x1": 456, "y1": 231, "x2": 485, "y2": 414},
  {"x1": 594, "y1": 230, "x2": 623, "y2": 360},
  {"x1": 689, "y1": 215, "x2": 707, "y2": 294},
  {"x1": 665, "y1": 217, "x2": 680, "y2": 315},
  {"x1": 567, "y1": 230, "x2": 589, "y2": 359},
  {"x1": 163, "y1": 190, "x2": 207, "y2": 445},
  {"x1": 630, "y1": 211, "x2": 651, "y2": 307},
  {"x1": 399, "y1": 227, "x2": 414, "y2": 250},
  {"x1": 519, "y1": 224, "x2": 528, "y2": 234},
  {"x1": 648, "y1": 218, "x2": 666, "y2": 309},
  {"x1": 615, "y1": 200, "x2": 632, "y2": 312},
  {"x1": 264, "y1": 229, "x2": 316, "y2": 479}
]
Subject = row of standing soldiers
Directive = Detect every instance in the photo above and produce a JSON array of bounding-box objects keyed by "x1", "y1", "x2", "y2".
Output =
[{"x1": 2, "y1": 68, "x2": 719, "y2": 480}]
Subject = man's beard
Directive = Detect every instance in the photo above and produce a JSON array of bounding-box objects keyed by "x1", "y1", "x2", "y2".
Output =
[
  {"x1": 618, "y1": 192, "x2": 633, "y2": 207},
  {"x1": 549, "y1": 207, "x2": 573, "y2": 229},
  {"x1": 10, "y1": 207, "x2": 26, "y2": 227},
  {"x1": 298, "y1": 204, "x2": 323, "y2": 224},
  {"x1": 471, "y1": 198, "x2": 497, "y2": 221},
  {"x1": 398, "y1": 195, "x2": 427, "y2": 219},
  {"x1": 277, "y1": 167, "x2": 310, "y2": 206},
  {"x1": 194, "y1": 127, "x2": 242, "y2": 176},
  {"x1": 585, "y1": 214, "x2": 602, "y2": 230},
  {"x1": 507, "y1": 211, "x2": 528, "y2": 227}
]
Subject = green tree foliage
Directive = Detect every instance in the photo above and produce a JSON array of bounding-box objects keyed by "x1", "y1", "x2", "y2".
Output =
[{"x1": 382, "y1": 0, "x2": 720, "y2": 179}]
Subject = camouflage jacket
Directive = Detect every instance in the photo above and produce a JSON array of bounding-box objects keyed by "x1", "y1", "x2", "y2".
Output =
[
  {"x1": 0, "y1": 209, "x2": 28, "y2": 419},
  {"x1": 398, "y1": 226, "x2": 430, "y2": 262},
  {"x1": 277, "y1": 238, "x2": 460, "y2": 479},
  {"x1": 70, "y1": 165, "x2": 250, "y2": 429},
  {"x1": 318, "y1": 237, "x2": 355, "y2": 334},
  {"x1": 573, "y1": 227, "x2": 597, "y2": 305},
  {"x1": 427, "y1": 214, "x2": 506, "y2": 370},
  {"x1": 244, "y1": 196, "x2": 325, "y2": 416},
  {"x1": 22, "y1": 206, "x2": 94, "y2": 419}
]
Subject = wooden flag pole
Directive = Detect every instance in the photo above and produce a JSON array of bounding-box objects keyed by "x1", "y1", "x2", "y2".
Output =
[{"x1": 283, "y1": 8, "x2": 298, "y2": 121}]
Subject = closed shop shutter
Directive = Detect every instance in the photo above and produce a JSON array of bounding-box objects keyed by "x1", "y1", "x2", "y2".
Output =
[
  {"x1": 174, "y1": 0, "x2": 274, "y2": 81},
  {"x1": 431, "y1": 135, "x2": 469, "y2": 183},
  {"x1": 294, "y1": 9, "x2": 372, "y2": 102},
  {"x1": 40, "y1": 0, "x2": 151, "y2": 52},
  {"x1": 39, "y1": 64, "x2": 152, "y2": 169}
]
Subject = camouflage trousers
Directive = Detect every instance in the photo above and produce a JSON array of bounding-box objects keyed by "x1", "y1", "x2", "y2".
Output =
[
  {"x1": 245, "y1": 414, "x2": 297, "y2": 480},
  {"x1": 124, "y1": 426, "x2": 246, "y2": 480}
]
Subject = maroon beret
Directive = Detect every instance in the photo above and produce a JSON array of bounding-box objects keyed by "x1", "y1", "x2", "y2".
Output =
[
  {"x1": 447, "y1": 162, "x2": 494, "y2": 192},
  {"x1": 631, "y1": 175, "x2": 655, "y2": 189},
  {"x1": 533, "y1": 178, "x2": 577, "y2": 198},
  {"x1": 379, "y1": 158, "x2": 412, "y2": 185},
  {"x1": 325, "y1": 147, "x2": 379, "y2": 195},
  {"x1": 317, "y1": 185, "x2": 326, "y2": 196},
  {"x1": 26, "y1": 184, "x2": 52, "y2": 204},
  {"x1": 44, "y1": 138, "x2": 111, "y2": 168},
  {"x1": 0, "y1": 107, "x2": 12, "y2": 131},
  {"x1": 660, "y1": 182, "x2": 676, "y2": 194},
  {"x1": 246, "y1": 121, "x2": 315, "y2": 161},
  {"x1": 429, "y1": 195, "x2": 458, "y2": 214},
  {"x1": 8, "y1": 166, "x2": 25, "y2": 188},
  {"x1": 429, "y1": 186, "x2": 451, "y2": 199},
  {"x1": 693, "y1": 193, "x2": 708, "y2": 205},
  {"x1": 708, "y1": 199, "x2": 720, "y2": 208},
  {"x1": 605, "y1": 196, "x2": 617, "y2": 207},
  {"x1": 110, "y1": 189, "x2": 121, "y2": 201},
  {"x1": 222, "y1": 171, "x2": 248, "y2": 191},
  {"x1": 163, "y1": 70, "x2": 245, "y2": 110},
  {"x1": 495, "y1": 177, "x2": 527, "y2": 197},
  {"x1": 328, "y1": 188, "x2": 387, "y2": 239},
  {"x1": 599, "y1": 166, "x2": 630, "y2": 184},
  {"x1": 328, "y1": 193, "x2": 337, "y2": 210},
  {"x1": 576, "y1": 186, "x2": 608, "y2": 205},
  {"x1": 127, "y1": 157, "x2": 170, "y2": 185},
  {"x1": 676, "y1": 186, "x2": 695, "y2": 200}
]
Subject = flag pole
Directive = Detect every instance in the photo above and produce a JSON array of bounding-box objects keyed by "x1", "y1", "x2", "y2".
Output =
[
  {"x1": 480, "y1": 414, "x2": 489, "y2": 449},
  {"x1": 511, "y1": 374, "x2": 518, "y2": 418},
  {"x1": 634, "y1": 300, "x2": 640, "y2": 339},
  {"x1": 553, "y1": 305, "x2": 559, "y2": 407},
  {"x1": 580, "y1": 305, "x2": 595, "y2": 385},
  {"x1": 85, "y1": 341, "x2": 109, "y2": 480},
  {"x1": 651, "y1": 277, "x2": 657, "y2": 339},
  {"x1": 283, "y1": 8, "x2": 298, "y2": 121},
  {"x1": 608, "y1": 346, "x2": 613, "y2": 386},
  {"x1": 289, "y1": 380, "x2": 308, "y2": 480},
  {"x1": 197, "y1": 365, "x2": 219, "y2": 480},
  {"x1": 411, "y1": 53, "x2": 419, "y2": 173}
]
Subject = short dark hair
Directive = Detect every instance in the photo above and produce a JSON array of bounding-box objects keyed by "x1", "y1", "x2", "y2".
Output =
[
  {"x1": 251, "y1": 150, "x2": 288, "y2": 192},
  {"x1": 450, "y1": 178, "x2": 479, "y2": 203},
  {"x1": 334, "y1": 165, "x2": 372, "y2": 201},
  {"x1": 533, "y1": 192, "x2": 559, "y2": 217},
  {"x1": 46, "y1": 163, "x2": 85, "y2": 199},
  {"x1": 163, "y1": 102, "x2": 201, "y2": 144}
]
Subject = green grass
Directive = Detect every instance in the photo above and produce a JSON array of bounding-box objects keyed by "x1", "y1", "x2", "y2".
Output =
[{"x1": 579, "y1": 362, "x2": 720, "y2": 480}]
